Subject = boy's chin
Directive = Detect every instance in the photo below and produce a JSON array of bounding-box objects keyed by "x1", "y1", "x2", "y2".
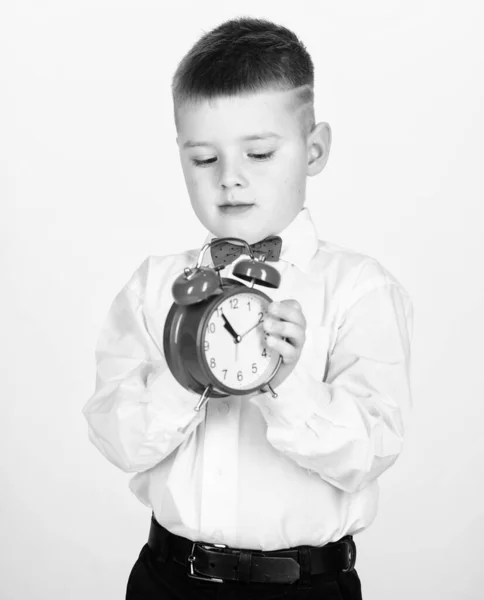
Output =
[
  {"x1": 214, "y1": 226, "x2": 273, "y2": 245},
  {"x1": 203, "y1": 212, "x2": 277, "y2": 244}
]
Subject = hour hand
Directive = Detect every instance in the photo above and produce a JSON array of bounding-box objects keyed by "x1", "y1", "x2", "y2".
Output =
[{"x1": 221, "y1": 313, "x2": 241, "y2": 343}]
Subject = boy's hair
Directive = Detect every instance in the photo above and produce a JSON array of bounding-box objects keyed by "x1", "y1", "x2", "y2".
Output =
[{"x1": 172, "y1": 17, "x2": 316, "y2": 138}]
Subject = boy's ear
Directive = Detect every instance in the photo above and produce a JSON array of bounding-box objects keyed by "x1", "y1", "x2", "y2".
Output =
[{"x1": 307, "y1": 122, "x2": 332, "y2": 176}]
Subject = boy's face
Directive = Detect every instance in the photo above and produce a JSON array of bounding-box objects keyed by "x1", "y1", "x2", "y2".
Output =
[{"x1": 176, "y1": 89, "x2": 323, "y2": 245}]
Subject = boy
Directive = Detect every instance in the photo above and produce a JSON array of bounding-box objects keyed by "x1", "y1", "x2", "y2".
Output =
[{"x1": 83, "y1": 17, "x2": 413, "y2": 600}]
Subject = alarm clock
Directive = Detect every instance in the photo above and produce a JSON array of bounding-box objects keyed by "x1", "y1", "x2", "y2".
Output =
[{"x1": 163, "y1": 237, "x2": 284, "y2": 411}]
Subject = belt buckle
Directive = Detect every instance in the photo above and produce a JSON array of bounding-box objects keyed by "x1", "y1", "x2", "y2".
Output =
[
  {"x1": 341, "y1": 537, "x2": 357, "y2": 572},
  {"x1": 187, "y1": 542, "x2": 227, "y2": 583}
]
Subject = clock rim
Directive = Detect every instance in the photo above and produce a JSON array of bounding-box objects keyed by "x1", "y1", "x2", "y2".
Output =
[
  {"x1": 197, "y1": 282, "x2": 282, "y2": 395},
  {"x1": 163, "y1": 299, "x2": 228, "y2": 398}
]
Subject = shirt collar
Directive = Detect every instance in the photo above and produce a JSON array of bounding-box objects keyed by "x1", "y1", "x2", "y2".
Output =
[{"x1": 199, "y1": 207, "x2": 319, "y2": 273}]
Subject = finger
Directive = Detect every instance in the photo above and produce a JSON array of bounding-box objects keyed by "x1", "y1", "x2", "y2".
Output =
[
  {"x1": 282, "y1": 299, "x2": 301, "y2": 310},
  {"x1": 263, "y1": 319, "x2": 306, "y2": 349},
  {"x1": 267, "y1": 300, "x2": 306, "y2": 329},
  {"x1": 265, "y1": 335, "x2": 299, "y2": 364}
]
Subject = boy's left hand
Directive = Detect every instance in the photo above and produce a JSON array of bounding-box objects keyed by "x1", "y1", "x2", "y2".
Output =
[{"x1": 262, "y1": 299, "x2": 307, "y2": 390}]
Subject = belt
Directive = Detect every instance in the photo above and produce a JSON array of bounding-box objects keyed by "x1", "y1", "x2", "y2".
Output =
[{"x1": 147, "y1": 514, "x2": 356, "y2": 584}]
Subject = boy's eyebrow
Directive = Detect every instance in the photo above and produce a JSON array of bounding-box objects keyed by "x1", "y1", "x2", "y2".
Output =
[{"x1": 182, "y1": 132, "x2": 282, "y2": 149}]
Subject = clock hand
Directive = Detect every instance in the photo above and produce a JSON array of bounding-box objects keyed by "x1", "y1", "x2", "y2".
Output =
[
  {"x1": 221, "y1": 313, "x2": 241, "y2": 343},
  {"x1": 239, "y1": 315, "x2": 265, "y2": 340}
]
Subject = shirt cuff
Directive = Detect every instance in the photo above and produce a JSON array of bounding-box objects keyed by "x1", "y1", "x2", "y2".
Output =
[
  {"x1": 145, "y1": 367, "x2": 204, "y2": 434},
  {"x1": 250, "y1": 361, "x2": 331, "y2": 427}
]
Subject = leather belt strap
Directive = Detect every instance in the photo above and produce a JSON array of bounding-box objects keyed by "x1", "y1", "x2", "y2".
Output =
[{"x1": 147, "y1": 514, "x2": 356, "y2": 584}]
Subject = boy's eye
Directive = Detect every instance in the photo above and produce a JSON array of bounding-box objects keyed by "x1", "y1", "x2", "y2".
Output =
[
  {"x1": 191, "y1": 157, "x2": 217, "y2": 167},
  {"x1": 249, "y1": 152, "x2": 275, "y2": 161},
  {"x1": 191, "y1": 151, "x2": 275, "y2": 167}
]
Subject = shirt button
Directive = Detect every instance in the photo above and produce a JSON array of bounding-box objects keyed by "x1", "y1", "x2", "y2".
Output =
[{"x1": 218, "y1": 401, "x2": 230, "y2": 415}]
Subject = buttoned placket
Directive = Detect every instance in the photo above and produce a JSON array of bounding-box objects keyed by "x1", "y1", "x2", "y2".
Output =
[
  {"x1": 197, "y1": 256, "x2": 293, "y2": 545},
  {"x1": 199, "y1": 396, "x2": 241, "y2": 544}
]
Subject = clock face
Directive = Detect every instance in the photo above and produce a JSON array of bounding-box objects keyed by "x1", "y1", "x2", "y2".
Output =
[{"x1": 201, "y1": 290, "x2": 281, "y2": 392}]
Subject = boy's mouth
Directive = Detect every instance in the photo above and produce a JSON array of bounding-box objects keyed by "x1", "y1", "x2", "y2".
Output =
[{"x1": 219, "y1": 204, "x2": 254, "y2": 215}]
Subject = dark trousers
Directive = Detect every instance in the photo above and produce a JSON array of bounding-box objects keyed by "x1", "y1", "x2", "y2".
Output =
[{"x1": 126, "y1": 542, "x2": 363, "y2": 599}]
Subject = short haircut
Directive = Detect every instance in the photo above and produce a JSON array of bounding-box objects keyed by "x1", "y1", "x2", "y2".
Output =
[{"x1": 172, "y1": 17, "x2": 316, "y2": 138}]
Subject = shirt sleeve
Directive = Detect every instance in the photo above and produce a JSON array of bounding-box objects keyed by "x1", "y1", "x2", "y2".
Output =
[
  {"x1": 82, "y1": 259, "x2": 205, "y2": 473},
  {"x1": 250, "y1": 265, "x2": 414, "y2": 494}
]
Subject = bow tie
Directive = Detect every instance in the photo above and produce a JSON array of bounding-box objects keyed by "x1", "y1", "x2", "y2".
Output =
[{"x1": 210, "y1": 235, "x2": 282, "y2": 268}]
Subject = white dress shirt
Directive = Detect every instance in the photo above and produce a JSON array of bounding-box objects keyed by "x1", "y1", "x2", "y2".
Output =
[{"x1": 82, "y1": 207, "x2": 413, "y2": 551}]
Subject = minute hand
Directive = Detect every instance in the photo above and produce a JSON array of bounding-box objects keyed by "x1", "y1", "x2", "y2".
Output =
[{"x1": 239, "y1": 316, "x2": 264, "y2": 340}]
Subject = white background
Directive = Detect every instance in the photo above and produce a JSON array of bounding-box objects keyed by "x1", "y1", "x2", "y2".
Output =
[{"x1": 2, "y1": 1, "x2": 484, "y2": 598}]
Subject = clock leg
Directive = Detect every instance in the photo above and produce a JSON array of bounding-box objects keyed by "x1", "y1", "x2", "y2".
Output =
[
  {"x1": 195, "y1": 385, "x2": 213, "y2": 411},
  {"x1": 261, "y1": 383, "x2": 278, "y2": 398}
]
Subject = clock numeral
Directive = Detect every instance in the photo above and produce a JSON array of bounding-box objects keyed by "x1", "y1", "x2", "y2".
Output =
[
  {"x1": 237, "y1": 370, "x2": 243, "y2": 381},
  {"x1": 209, "y1": 322, "x2": 216, "y2": 333},
  {"x1": 210, "y1": 358, "x2": 216, "y2": 369},
  {"x1": 215, "y1": 307, "x2": 222, "y2": 318},
  {"x1": 251, "y1": 363, "x2": 258, "y2": 374},
  {"x1": 247, "y1": 300, "x2": 251, "y2": 311},
  {"x1": 261, "y1": 348, "x2": 267, "y2": 357},
  {"x1": 222, "y1": 369, "x2": 228, "y2": 380},
  {"x1": 204, "y1": 341, "x2": 210, "y2": 352},
  {"x1": 258, "y1": 311, "x2": 264, "y2": 323},
  {"x1": 229, "y1": 298, "x2": 239, "y2": 310}
]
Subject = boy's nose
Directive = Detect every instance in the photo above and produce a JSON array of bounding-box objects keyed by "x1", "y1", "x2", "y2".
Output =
[{"x1": 218, "y1": 158, "x2": 247, "y2": 189}]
